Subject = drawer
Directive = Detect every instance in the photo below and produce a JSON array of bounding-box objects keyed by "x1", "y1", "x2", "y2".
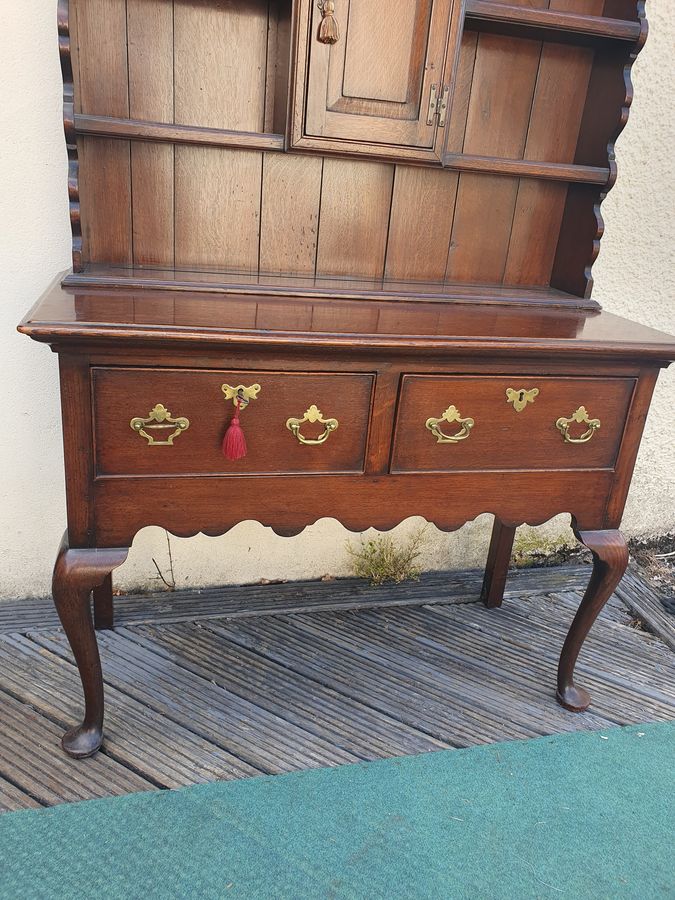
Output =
[
  {"x1": 391, "y1": 376, "x2": 635, "y2": 473},
  {"x1": 93, "y1": 368, "x2": 374, "y2": 476}
]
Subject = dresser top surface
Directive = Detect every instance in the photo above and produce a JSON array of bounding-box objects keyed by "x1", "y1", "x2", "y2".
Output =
[{"x1": 19, "y1": 276, "x2": 675, "y2": 362}]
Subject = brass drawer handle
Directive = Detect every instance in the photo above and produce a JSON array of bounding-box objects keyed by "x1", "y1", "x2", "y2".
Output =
[
  {"x1": 286, "y1": 405, "x2": 339, "y2": 446},
  {"x1": 130, "y1": 404, "x2": 190, "y2": 446},
  {"x1": 426, "y1": 405, "x2": 475, "y2": 444},
  {"x1": 556, "y1": 406, "x2": 601, "y2": 444}
]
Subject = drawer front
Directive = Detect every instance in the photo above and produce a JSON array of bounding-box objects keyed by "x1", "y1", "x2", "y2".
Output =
[
  {"x1": 93, "y1": 368, "x2": 374, "y2": 476},
  {"x1": 391, "y1": 376, "x2": 635, "y2": 473}
]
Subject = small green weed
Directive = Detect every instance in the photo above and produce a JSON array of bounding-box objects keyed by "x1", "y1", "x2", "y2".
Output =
[{"x1": 347, "y1": 525, "x2": 428, "y2": 585}]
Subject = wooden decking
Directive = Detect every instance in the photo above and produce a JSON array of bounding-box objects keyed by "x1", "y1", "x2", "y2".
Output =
[{"x1": 0, "y1": 565, "x2": 673, "y2": 813}]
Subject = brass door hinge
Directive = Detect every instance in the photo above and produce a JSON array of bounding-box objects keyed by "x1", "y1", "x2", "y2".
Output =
[{"x1": 426, "y1": 84, "x2": 450, "y2": 127}]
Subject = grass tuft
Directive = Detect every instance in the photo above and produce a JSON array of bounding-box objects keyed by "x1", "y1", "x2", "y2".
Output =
[{"x1": 347, "y1": 526, "x2": 428, "y2": 586}]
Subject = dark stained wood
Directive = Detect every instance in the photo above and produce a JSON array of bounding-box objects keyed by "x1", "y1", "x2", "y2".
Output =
[
  {"x1": 58, "y1": 0, "x2": 81, "y2": 272},
  {"x1": 391, "y1": 374, "x2": 635, "y2": 473},
  {"x1": 291, "y1": 0, "x2": 458, "y2": 162},
  {"x1": 551, "y1": 5, "x2": 648, "y2": 297},
  {"x1": 481, "y1": 520, "x2": 517, "y2": 608},
  {"x1": 16, "y1": 1, "x2": 675, "y2": 759},
  {"x1": 60, "y1": 268, "x2": 599, "y2": 309},
  {"x1": 57, "y1": 0, "x2": 649, "y2": 297},
  {"x1": 558, "y1": 528, "x2": 629, "y2": 710},
  {"x1": 127, "y1": 0, "x2": 174, "y2": 267},
  {"x1": 20, "y1": 280, "x2": 675, "y2": 359},
  {"x1": 51, "y1": 534, "x2": 129, "y2": 758},
  {"x1": 92, "y1": 574, "x2": 113, "y2": 631},
  {"x1": 90, "y1": 470, "x2": 614, "y2": 547},
  {"x1": 93, "y1": 368, "x2": 374, "y2": 476}
]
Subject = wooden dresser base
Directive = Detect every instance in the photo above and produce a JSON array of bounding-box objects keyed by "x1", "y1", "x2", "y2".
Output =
[{"x1": 20, "y1": 283, "x2": 675, "y2": 758}]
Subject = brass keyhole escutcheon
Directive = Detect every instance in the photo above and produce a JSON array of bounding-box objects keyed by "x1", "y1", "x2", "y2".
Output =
[
  {"x1": 222, "y1": 383, "x2": 261, "y2": 409},
  {"x1": 506, "y1": 387, "x2": 539, "y2": 412}
]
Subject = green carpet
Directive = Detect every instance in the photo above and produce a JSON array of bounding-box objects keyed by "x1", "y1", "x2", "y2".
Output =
[{"x1": 1, "y1": 723, "x2": 673, "y2": 899}]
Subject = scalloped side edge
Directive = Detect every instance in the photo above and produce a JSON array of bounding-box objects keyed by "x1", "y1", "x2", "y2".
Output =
[
  {"x1": 58, "y1": 0, "x2": 82, "y2": 273},
  {"x1": 584, "y1": 1, "x2": 649, "y2": 296}
]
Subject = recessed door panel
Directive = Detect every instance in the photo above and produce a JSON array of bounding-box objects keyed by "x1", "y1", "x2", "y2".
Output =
[{"x1": 292, "y1": 0, "x2": 460, "y2": 162}]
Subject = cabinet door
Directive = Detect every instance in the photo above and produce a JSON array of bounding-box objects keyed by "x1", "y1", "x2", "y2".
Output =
[{"x1": 291, "y1": 0, "x2": 459, "y2": 162}]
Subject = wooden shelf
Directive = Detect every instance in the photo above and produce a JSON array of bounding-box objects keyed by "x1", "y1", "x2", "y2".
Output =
[
  {"x1": 464, "y1": 1, "x2": 642, "y2": 45},
  {"x1": 73, "y1": 115, "x2": 285, "y2": 152},
  {"x1": 442, "y1": 153, "x2": 609, "y2": 185},
  {"x1": 63, "y1": 264, "x2": 598, "y2": 311}
]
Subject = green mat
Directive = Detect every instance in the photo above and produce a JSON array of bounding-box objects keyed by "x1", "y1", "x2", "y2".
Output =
[{"x1": 1, "y1": 723, "x2": 673, "y2": 899}]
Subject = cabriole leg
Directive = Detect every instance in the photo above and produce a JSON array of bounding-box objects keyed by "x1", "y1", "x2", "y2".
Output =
[
  {"x1": 557, "y1": 529, "x2": 628, "y2": 712},
  {"x1": 480, "y1": 520, "x2": 517, "y2": 609},
  {"x1": 52, "y1": 533, "x2": 128, "y2": 758}
]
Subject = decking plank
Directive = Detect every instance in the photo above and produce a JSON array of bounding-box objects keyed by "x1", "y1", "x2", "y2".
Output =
[
  {"x1": 120, "y1": 622, "x2": 448, "y2": 759},
  {"x1": 203, "y1": 616, "x2": 539, "y2": 745},
  {"x1": 0, "y1": 689, "x2": 155, "y2": 808},
  {"x1": 425, "y1": 604, "x2": 675, "y2": 719},
  {"x1": 31, "y1": 629, "x2": 359, "y2": 774},
  {"x1": 0, "y1": 564, "x2": 672, "y2": 813},
  {"x1": 0, "y1": 634, "x2": 260, "y2": 787},
  {"x1": 615, "y1": 568, "x2": 675, "y2": 652},
  {"x1": 0, "y1": 775, "x2": 42, "y2": 812},
  {"x1": 286, "y1": 607, "x2": 611, "y2": 733},
  {"x1": 282, "y1": 612, "x2": 606, "y2": 735},
  {"x1": 0, "y1": 565, "x2": 593, "y2": 634}
]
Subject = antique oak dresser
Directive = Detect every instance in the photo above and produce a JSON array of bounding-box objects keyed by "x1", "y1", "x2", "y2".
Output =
[{"x1": 20, "y1": 0, "x2": 675, "y2": 758}]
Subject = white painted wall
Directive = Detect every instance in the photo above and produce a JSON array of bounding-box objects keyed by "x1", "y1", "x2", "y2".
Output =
[{"x1": 1, "y1": 1, "x2": 673, "y2": 599}]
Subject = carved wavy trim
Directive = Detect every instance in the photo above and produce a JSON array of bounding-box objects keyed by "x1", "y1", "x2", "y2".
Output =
[
  {"x1": 101, "y1": 513, "x2": 590, "y2": 547},
  {"x1": 58, "y1": 0, "x2": 82, "y2": 273},
  {"x1": 551, "y1": 3, "x2": 648, "y2": 300},
  {"x1": 586, "y1": 2, "x2": 648, "y2": 295}
]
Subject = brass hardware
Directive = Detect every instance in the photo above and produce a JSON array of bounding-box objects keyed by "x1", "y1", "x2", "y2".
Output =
[
  {"x1": 427, "y1": 84, "x2": 450, "y2": 127},
  {"x1": 221, "y1": 383, "x2": 261, "y2": 409},
  {"x1": 556, "y1": 406, "x2": 601, "y2": 444},
  {"x1": 130, "y1": 404, "x2": 190, "y2": 446},
  {"x1": 506, "y1": 387, "x2": 540, "y2": 412},
  {"x1": 426, "y1": 84, "x2": 439, "y2": 125},
  {"x1": 286, "y1": 404, "x2": 339, "y2": 446},
  {"x1": 438, "y1": 85, "x2": 450, "y2": 127},
  {"x1": 426, "y1": 405, "x2": 475, "y2": 444}
]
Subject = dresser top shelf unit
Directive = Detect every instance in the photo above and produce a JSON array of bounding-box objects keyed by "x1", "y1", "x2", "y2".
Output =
[{"x1": 61, "y1": 0, "x2": 647, "y2": 310}]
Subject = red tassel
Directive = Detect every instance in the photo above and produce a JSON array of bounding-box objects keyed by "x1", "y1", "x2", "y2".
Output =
[{"x1": 222, "y1": 401, "x2": 247, "y2": 460}]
